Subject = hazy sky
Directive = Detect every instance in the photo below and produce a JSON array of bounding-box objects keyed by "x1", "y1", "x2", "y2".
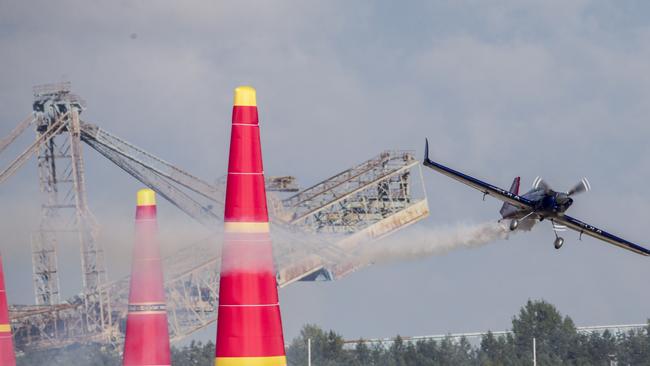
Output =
[{"x1": 1, "y1": 0, "x2": 650, "y2": 343}]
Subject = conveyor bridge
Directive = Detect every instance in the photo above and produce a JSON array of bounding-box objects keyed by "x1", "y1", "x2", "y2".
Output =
[{"x1": 0, "y1": 83, "x2": 429, "y2": 350}]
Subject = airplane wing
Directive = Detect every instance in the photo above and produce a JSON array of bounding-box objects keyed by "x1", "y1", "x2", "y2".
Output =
[
  {"x1": 553, "y1": 214, "x2": 650, "y2": 256},
  {"x1": 423, "y1": 139, "x2": 534, "y2": 210}
]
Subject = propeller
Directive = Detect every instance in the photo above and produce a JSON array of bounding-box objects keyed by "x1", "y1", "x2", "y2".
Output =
[
  {"x1": 567, "y1": 177, "x2": 591, "y2": 196},
  {"x1": 533, "y1": 176, "x2": 591, "y2": 196},
  {"x1": 532, "y1": 176, "x2": 551, "y2": 192}
]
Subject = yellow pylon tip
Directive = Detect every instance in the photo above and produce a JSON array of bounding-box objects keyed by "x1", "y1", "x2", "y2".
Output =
[
  {"x1": 234, "y1": 86, "x2": 257, "y2": 107},
  {"x1": 137, "y1": 188, "x2": 156, "y2": 206}
]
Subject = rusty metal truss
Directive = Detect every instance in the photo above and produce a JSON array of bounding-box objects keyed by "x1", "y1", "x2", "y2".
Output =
[{"x1": 0, "y1": 83, "x2": 429, "y2": 351}]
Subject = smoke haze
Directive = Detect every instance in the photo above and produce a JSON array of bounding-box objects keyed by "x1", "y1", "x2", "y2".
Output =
[
  {"x1": 356, "y1": 222, "x2": 510, "y2": 266},
  {"x1": 3, "y1": 0, "x2": 650, "y2": 344}
]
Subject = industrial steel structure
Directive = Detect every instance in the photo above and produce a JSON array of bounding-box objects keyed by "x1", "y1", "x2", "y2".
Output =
[{"x1": 0, "y1": 83, "x2": 429, "y2": 351}]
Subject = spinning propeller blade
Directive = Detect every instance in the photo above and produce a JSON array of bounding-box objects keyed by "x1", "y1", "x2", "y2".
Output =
[
  {"x1": 567, "y1": 177, "x2": 591, "y2": 196},
  {"x1": 532, "y1": 176, "x2": 551, "y2": 192}
]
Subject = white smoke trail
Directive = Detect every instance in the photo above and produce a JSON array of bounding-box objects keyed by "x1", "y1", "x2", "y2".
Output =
[
  {"x1": 348, "y1": 221, "x2": 510, "y2": 266},
  {"x1": 272, "y1": 221, "x2": 511, "y2": 282}
]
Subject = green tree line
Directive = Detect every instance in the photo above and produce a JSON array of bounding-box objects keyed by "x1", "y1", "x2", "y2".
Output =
[
  {"x1": 15, "y1": 300, "x2": 650, "y2": 365},
  {"x1": 286, "y1": 300, "x2": 650, "y2": 366}
]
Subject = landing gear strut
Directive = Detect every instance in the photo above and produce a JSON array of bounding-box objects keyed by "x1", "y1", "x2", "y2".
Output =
[
  {"x1": 551, "y1": 219, "x2": 564, "y2": 249},
  {"x1": 508, "y1": 211, "x2": 536, "y2": 232}
]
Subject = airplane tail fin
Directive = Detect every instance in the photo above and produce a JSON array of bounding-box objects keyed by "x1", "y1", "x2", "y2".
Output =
[
  {"x1": 508, "y1": 176, "x2": 520, "y2": 195},
  {"x1": 499, "y1": 177, "x2": 521, "y2": 217}
]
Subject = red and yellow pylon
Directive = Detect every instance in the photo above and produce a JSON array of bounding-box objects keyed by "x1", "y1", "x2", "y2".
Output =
[
  {"x1": 122, "y1": 189, "x2": 171, "y2": 366},
  {"x1": 215, "y1": 86, "x2": 287, "y2": 366},
  {"x1": 0, "y1": 253, "x2": 16, "y2": 366}
]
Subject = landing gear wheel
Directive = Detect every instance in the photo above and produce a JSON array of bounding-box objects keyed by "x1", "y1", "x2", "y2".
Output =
[
  {"x1": 554, "y1": 237, "x2": 564, "y2": 249},
  {"x1": 509, "y1": 219, "x2": 519, "y2": 231}
]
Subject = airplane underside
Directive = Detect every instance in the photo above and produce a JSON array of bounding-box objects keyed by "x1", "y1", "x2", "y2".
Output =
[{"x1": 423, "y1": 138, "x2": 650, "y2": 256}]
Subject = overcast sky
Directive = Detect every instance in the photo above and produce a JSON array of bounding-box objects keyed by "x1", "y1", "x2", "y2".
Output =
[{"x1": 1, "y1": 0, "x2": 650, "y2": 343}]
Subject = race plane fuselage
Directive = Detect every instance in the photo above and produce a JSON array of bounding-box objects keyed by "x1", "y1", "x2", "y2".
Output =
[{"x1": 422, "y1": 139, "x2": 650, "y2": 256}]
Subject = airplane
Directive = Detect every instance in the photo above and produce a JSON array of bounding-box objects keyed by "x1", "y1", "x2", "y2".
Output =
[{"x1": 422, "y1": 139, "x2": 650, "y2": 256}]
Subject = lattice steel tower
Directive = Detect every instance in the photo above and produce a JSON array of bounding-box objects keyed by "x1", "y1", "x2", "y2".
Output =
[
  {"x1": 31, "y1": 83, "x2": 111, "y2": 332},
  {"x1": 1, "y1": 83, "x2": 428, "y2": 350}
]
